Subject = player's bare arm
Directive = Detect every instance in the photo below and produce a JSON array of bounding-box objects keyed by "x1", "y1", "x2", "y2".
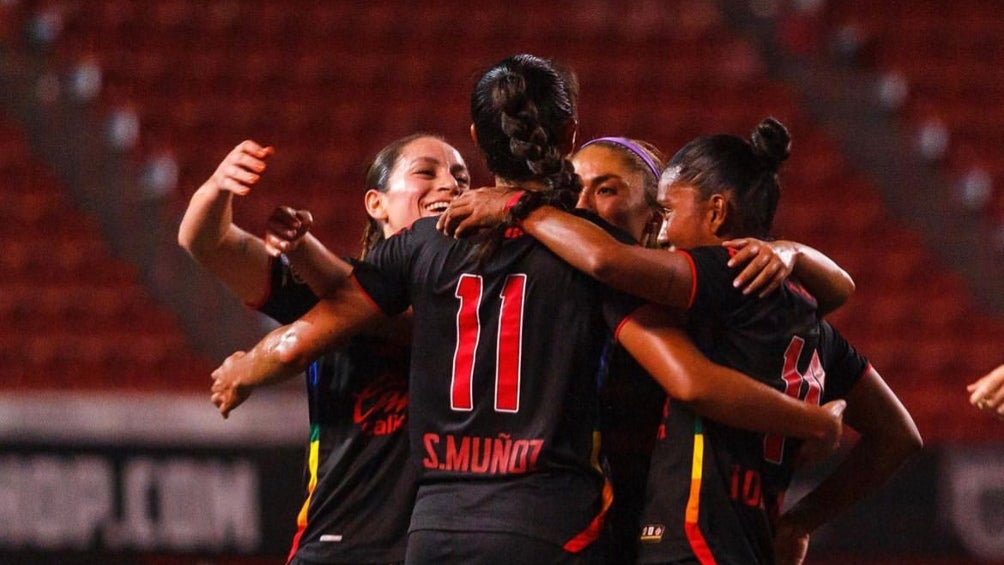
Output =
[
  {"x1": 772, "y1": 366, "x2": 922, "y2": 564},
  {"x1": 522, "y1": 205, "x2": 699, "y2": 307},
  {"x1": 441, "y1": 191, "x2": 695, "y2": 307},
  {"x1": 439, "y1": 190, "x2": 827, "y2": 309},
  {"x1": 209, "y1": 274, "x2": 388, "y2": 418},
  {"x1": 617, "y1": 304, "x2": 845, "y2": 455},
  {"x1": 178, "y1": 140, "x2": 275, "y2": 302}
]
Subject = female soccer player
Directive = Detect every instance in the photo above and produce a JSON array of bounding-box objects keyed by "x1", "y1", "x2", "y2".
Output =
[
  {"x1": 440, "y1": 117, "x2": 921, "y2": 564},
  {"x1": 569, "y1": 136, "x2": 670, "y2": 563},
  {"x1": 207, "y1": 56, "x2": 846, "y2": 564},
  {"x1": 178, "y1": 134, "x2": 470, "y2": 564}
]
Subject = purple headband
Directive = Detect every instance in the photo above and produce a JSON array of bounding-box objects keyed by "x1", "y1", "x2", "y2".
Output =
[{"x1": 581, "y1": 136, "x2": 661, "y2": 180}]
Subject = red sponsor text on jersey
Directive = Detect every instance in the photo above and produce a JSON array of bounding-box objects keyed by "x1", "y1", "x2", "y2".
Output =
[{"x1": 353, "y1": 375, "x2": 408, "y2": 437}]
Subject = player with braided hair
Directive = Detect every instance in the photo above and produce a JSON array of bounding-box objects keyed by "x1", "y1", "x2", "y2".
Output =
[{"x1": 208, "y1": 58, "x2": 847, "y2": 564}]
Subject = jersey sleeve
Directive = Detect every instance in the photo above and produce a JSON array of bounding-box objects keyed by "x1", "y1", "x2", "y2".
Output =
[
  {"x1": 603, "y1": 288, "x2": 647, "y2": 339},
  {"x1": 681, "y1": 246, "x2": 743, "y2": 318},
  {"x1": 349, "y1": 222, "x2": 422, "y2": 317},
  {"x1": 818, "y1": 321, "x2": 869, "y2": 402},
  {"x1": 257, "y1": 254, "x2": 320, "y2": 324}
]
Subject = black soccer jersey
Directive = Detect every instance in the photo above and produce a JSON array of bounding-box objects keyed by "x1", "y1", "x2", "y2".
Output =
[
  {"x1": 258, "y1": 255, "x2": 416, "y2": 564},
  {"x1": 637, "y1": 246, "x2": 867, "y2": 565},
  {"x1": 598, "y1": 343, "x2": 666, "y2": 564},
  {"x1": 352, "y1": 213, "x2": 643, "y2": 551}
]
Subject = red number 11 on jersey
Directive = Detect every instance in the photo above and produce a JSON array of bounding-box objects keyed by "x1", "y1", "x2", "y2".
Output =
[{"x1": 451, "y1": 274, "x2": 526, "y2": 413}]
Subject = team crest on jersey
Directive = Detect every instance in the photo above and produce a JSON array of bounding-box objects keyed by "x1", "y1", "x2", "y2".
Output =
[
  {"x1": 353, "y1": 374, "x2": 408, "y2": 437},
  {"x1": 639, "y1": 524, "x2": 665, "y2": 543}
]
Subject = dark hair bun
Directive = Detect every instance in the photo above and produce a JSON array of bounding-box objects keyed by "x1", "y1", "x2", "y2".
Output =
[{"x1": 750, "y1": 117, "x2": 791, "y2": 171}]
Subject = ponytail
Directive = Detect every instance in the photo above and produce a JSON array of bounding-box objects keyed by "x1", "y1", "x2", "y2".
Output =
[
  {"x1": 665, "y1": 116, "x2": 791, "y2": 239},
  {"x1": 750, "y1": 117, "x2": 791, "y2": 172}
]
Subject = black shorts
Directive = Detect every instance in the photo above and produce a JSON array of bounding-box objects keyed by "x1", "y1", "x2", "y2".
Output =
[{"x1": 405, "y1": 529, "x2": 608, "y2": 565}]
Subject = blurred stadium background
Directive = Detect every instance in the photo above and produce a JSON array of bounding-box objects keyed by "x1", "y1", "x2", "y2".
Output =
[{"x1": 1, "y1": 1, "x2": 1002, "y2": 563}]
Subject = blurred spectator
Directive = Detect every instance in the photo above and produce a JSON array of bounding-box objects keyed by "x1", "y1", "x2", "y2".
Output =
[
  {"x1": 915, "y1": 117, "x2": 950, "y2": 162},
  {"x1": 140, "y1": 150, "x2": 179, "y2": 199},
  {"x1": 27, "y1": 3, "x2": 62, "y2": 46},
  {"x1": 830, "y1": 22, "x2": 865, "y2": 64},
  {"x1": 954, "y1": 166, "x2": 993, "y2": 213},
  {"x1": 106, "y1": 104, "x2": 140, "y2": 152},
  {"x1": 876, "y1": 71, "x2": 909, "y2": 112},
  {"x1": 68, "y1": 57, "x2": 102, "y2": 103}
]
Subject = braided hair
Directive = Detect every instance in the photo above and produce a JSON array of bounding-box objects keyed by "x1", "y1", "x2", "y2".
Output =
[
  {"x1": 664, "y1": 117, "x2": 791, "y2": 239},
  {"x1": 469, "y1": 54, "x2": 581, "y2": 263}
]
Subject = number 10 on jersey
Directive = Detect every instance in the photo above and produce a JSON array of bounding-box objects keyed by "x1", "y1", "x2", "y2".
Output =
[{"x1": 451, "y1": 274, "x2": 526, "y2": 413}]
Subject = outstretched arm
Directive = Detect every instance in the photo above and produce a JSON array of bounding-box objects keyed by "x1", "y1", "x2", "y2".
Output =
[
  {"x1": 178, "y1": 140, "x2": 275, "y2": 302},
  {"x1": 617, "y1": 304, "x2": 845, "y2": 452},
  {"x1": 522, "y1": 212, "x2": 853, "y2": 311},
  {"x1": 773, "y1": 366, "x2": 922, "y2": 565},
  {"x1": 724, "y1": 239, "x2": 855, "y2": 315},
  {"x1": 210, "y1": 275, "x2": 387, "y2": 418},
  {"x1": 438, "y1": 188, "x2": 695, "y2": 307},
  {"x1": 179, "y1": 140, "x2": 354, "y2": 304}
]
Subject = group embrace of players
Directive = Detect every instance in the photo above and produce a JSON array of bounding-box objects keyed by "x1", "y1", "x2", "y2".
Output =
[{"x1": 179, "y1": 54, "x2": 924, "y2": 565}]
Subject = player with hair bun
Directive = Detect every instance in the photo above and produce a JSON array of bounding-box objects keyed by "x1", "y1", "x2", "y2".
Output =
[
  {"x1": 208, "y1": 57, "x2": 848, "y2": 564},
  {"x1": 635, "y1": 118, "x2": 922, "y2": 565}
]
